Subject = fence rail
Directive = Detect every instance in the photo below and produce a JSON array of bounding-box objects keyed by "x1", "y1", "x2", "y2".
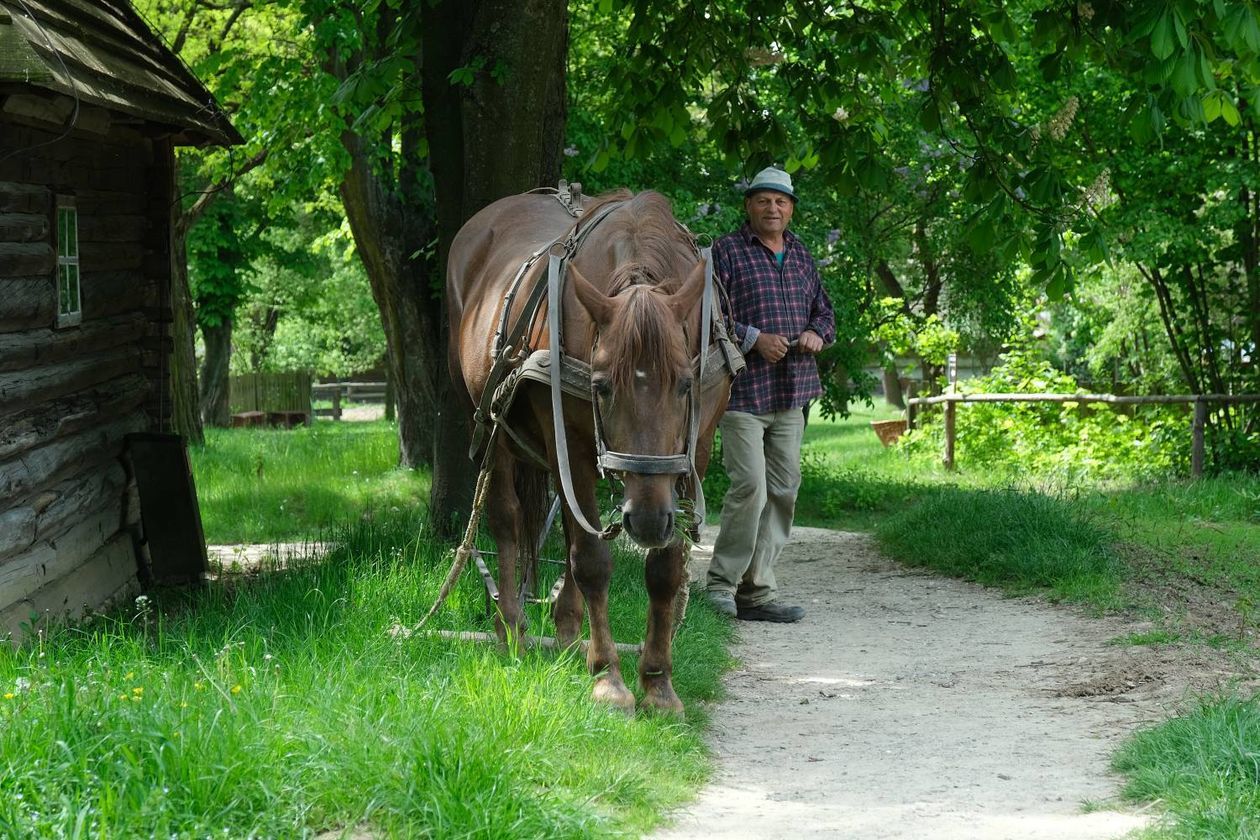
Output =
[
  {"x1": 311, "y1": 380, "x2": 392, "y2": 421},
  {"x1": 906, "y1": 392, "x2": 1260, "y2": 476}
]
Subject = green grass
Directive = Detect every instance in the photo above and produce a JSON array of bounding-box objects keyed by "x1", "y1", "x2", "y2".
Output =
[
  {"x1": 191, "y1": 421, "x2": 427, "y2": 544},
  {"x1": 1112, "y1": 694, "x2": 1260, "y2": 840},
  {"x1": 0, "y1": 514, "x2": 733, "y2": 838},
  {"x1": 875, "y1": 487, "x2": 1125, "y2": 607}
]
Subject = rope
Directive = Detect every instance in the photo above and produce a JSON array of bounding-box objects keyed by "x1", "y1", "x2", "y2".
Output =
[{"x1": 413, "y1": 426, "x2": 500, "y2": 631}]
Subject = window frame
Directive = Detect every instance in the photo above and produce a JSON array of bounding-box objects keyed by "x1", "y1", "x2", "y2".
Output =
[{"x1": 54, "y1": 195, "x2": 81, "y2": 328}]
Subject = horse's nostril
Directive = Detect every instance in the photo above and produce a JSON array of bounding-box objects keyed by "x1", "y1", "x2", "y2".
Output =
[{"x1": 661, "y1": 513, "x2": 675, "y2": 541}]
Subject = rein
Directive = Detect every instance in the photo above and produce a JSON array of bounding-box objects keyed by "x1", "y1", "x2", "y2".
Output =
[{"x1": 472, "y1": 197, "x2": 740, "y2": 541}]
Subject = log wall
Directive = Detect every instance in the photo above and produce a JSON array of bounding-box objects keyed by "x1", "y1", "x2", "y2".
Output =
[{"x1": 0, "y1": 113, "x2": 175, "y2": 639}]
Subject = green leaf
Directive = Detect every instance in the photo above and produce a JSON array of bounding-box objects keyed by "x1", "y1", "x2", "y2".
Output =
[
  {"x1": 1221, "y1": 95, "x2": 1241, "y2": 125},
  {"x1": 1151, "y1": 9, "x2": 1176, "y2": 60},
  {"x1": 1171, "y1": 49, "x2": 1198, "y2": 96}
]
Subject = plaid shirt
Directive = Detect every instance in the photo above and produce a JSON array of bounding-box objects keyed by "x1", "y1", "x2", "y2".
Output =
[{"x1": 715, "y1": 223, "x2": 836, "y2": 414}]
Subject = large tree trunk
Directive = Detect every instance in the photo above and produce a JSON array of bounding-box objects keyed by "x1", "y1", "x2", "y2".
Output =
[
  {"x1": 337, "y1": 127, "x2": 440, "y2": 470},
  {"x1": 422, "y1": 0, "x2": 569, "y2": 538},
  {"x1": 199, "y1": 319, "x2": 232, "y2": 427},
  {"x1": 169, "y1": 216, "x2": 204, "y2": 445}
]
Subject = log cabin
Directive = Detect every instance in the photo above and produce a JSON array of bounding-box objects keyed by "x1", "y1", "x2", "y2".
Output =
[{"x1": 0, "y1": 0, "x2": 240, "y2": 639}]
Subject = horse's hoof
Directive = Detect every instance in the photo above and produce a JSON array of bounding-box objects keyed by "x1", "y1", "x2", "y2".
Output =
[
  {"x1": 592, "y1": 678, "x2": 636, "y2": 713},
  {"x1": 640, "y1": 685, "x2": 684, "y2": 718}
]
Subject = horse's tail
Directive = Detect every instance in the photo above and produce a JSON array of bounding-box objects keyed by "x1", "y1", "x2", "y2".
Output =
[{"x1": 514, "y1": 462, "x2": 552, "y2": 601}]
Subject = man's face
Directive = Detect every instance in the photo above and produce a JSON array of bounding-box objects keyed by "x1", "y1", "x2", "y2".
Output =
[{"x1": 745, "y1": 190, "x2": 795, "y2": 240}]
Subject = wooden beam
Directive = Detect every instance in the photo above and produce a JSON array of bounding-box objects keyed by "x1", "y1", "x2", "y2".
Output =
[
  {"x1": 908, "y1": 393, "x2": 1260, "y2": 406},
  {"x1": 431, "y1": 629, "x2": 644, "y2": 655},
  {"x1": 1191, "y1": 400, "x2": 1208, "y2": 478}
]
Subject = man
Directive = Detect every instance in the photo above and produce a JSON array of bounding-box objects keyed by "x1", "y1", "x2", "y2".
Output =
[{"x1": 706, "y1": 166, "x2": 836, "y2": 623}]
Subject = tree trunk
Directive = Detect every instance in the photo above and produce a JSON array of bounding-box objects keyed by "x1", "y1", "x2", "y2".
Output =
[
  {"x1": 199, "y1": 319, "x2": 233, "y2": 427},
  {"x1": 422, "y1": 0, "x2": 569, "y2": 538},
  {"x1": 882, "y1": 365, "x2": 905, "y2": 408},
  {"x1": 337, "y1": 130, "x2": 440, "y2": 470},
  {"x1": 169, "y1": 215, "x2": 204, "y2": 444}
]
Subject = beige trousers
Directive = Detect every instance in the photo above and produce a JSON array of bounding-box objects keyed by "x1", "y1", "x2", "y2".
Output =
[{"x1": 706, "y1": 407, "x2": 805, "y2": 607}]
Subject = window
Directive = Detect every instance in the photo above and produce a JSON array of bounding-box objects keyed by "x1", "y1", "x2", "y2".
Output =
[{"x1": 55, "y1": 196, "x2": 80, "y2": 327}]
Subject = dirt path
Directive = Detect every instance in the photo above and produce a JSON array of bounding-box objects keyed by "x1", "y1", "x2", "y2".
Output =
[{"x1": 658, "y1": 527, "x2": 1239, "y2": 840}]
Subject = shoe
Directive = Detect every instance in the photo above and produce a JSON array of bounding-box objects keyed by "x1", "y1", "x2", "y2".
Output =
[
  {"x1": 736, "y1": 601, "x2": 805, "y2": 623},
  {"x1": 706, "y1": 590, "x2": 737, "y2": 618}
]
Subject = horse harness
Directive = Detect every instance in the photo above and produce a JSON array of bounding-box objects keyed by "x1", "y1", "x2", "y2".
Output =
[{"x1": 468, "y1": 197, "x2": 745, "y2": 540}]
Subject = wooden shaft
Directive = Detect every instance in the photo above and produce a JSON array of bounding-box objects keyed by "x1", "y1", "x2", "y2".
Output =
[
  {"x1": 905, "y1": 380, "x2": 917, "y2": 430},
  {"x1": 432, "y1": 629, "x2": 643, "y2": 655},
  {"x1": 943, "y1": 398, "x2": 956, "y2": 470}
]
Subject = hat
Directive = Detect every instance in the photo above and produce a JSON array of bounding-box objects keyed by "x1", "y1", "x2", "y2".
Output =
[{"x1": 744, "y1": 166, "x2": 797, "y2": 201}]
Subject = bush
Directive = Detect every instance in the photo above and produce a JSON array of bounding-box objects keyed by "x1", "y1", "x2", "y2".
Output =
[{"x1": 900, "y1": 347, "x2": 1184, "y2": 480}]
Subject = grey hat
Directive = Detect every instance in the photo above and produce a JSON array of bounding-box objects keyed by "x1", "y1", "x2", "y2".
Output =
[{"x1": 744, "y1": 166, "x2": 797, "y2": 201}]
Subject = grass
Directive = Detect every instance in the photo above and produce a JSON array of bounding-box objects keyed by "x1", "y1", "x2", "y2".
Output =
[
  {"x1": 27, "y1": 407, "x2": 1260, "y2": 837},
  {"x1": 1112, "y1": 694, "x2": 1260, "y2": 839},
  {"x1": 0, "y1": 513, "x2": 734, "y2": 838},
  {"x1": 191, "y1": 421, "x2": 427, "y2": 544}
]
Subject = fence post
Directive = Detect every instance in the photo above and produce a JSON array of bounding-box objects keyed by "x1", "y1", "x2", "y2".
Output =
[
  {"x1": 906, "y1": 381, "x2": 917, "y2": 430},
  {"x1": 1191, "y1": 399, "x2": 1207, "y2": 478},
  {"x1": 943, "y1": 396, "x2": 956, "y2": 470},
  {"x1": 332, "y1": 389, "x2": 342, "y2": 422}
]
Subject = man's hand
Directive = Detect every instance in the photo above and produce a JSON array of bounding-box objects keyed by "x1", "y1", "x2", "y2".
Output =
[
  {"x1": 796, "y1": 329, "x2": 824, "y2": 354},
  {"x1": 753, "y1": 332, "x2": 790, "y2": 363}
]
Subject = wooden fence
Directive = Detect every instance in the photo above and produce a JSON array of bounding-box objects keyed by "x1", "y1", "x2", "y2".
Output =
[
  {"x1": 228, "y1": 371, "x2": 313, "y2": 425},
  {"x1": 311, "y1": 380, "x2": 392, "y2": 421},
  {"x1": 906, "y1": 392, "x2": 1260, "y2": 476}
]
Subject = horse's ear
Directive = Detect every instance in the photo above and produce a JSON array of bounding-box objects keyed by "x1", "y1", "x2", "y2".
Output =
[
  {"x1": 569, "y1": 263, "x2": 615, "y2": 326},
  {"x1": 668, "y1": 258, "x2": 707, "y2": 322}
]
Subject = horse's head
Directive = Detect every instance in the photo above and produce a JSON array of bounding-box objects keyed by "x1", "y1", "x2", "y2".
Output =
[{"x1": 569, "y1": 259, "x2": 708, "y2": 549}]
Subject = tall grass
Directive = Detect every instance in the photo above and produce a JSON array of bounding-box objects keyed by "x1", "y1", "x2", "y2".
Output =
[
  {"x1": 1113, "y1": 694, "x2": 1260, "y2": 840},
  {"x1": 0, "y1": 515, "x2": 733, "y2": 837},
  {"x1": 875, "y1": 488, "x2": 1125, "y2": 607},
  {"x1": 191, "y1": 421, "x2": 427, "y2": 544}
]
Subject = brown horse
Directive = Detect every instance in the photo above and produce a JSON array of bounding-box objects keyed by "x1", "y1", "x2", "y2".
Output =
[{"x1": 447, "y1": 189, "x2": 736, "y2": 714}]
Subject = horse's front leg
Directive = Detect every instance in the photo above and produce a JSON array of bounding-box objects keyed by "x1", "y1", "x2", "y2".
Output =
[
  {"x1": 640, "y1": 540, "x2": 687, "y2": 715},
  {"x1": 567, "y1": 515, "x2": 635, "y2": 713}
]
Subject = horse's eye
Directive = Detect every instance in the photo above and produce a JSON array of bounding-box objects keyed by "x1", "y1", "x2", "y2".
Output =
[
  {"x1": 677, "y1": 377, "x2": 693, "y2": 396},
  {"x1": 592, "y1": 376, "x2": 612, "y2": 397}
]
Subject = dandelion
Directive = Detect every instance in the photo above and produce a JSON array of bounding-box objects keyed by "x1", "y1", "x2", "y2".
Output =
[
  {"x1": 194, "y1": 682, "x2": 204, "y2": 690},
  {"x1": 126, "y1": 671, "x2": 135, "y2": 680},
  {"x1": 118, "y1": 694, "x2": 128, "y2": 701},
  {"x1": 3, "y1": 693, "x2": 14, "y2": 700},
  {"x1": 231, "y1": 684, "x2": 242, "y2": 695},
  {"x1": 15, "y1": 677, "x2": 30, "y2": 692},
  {"x1": 132, "y1": 687, "x2": 143, "y2": 695}
]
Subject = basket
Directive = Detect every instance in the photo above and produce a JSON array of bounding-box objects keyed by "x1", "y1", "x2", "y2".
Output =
[{"x1": 870, "y1": 419, "x2": 907, "y2": 447}]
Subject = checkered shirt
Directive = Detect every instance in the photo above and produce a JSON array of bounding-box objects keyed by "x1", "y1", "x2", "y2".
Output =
[{"x1": 715, "y1": 223, "x2": 836, "y2": 414}]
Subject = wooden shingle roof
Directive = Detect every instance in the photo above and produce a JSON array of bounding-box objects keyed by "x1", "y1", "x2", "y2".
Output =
[{"x1": 0, "y1": 0, "x2": 241, "y2": 146}]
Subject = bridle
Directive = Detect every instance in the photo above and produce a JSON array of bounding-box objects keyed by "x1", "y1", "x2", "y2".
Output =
[{"x1": 545, "y1": 228, "x2": 718, "y2": 540}]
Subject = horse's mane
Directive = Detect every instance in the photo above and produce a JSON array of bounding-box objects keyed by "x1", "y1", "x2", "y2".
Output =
[{"x1": 576, "y1": 190, "x2": 695, "y2": 395}]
